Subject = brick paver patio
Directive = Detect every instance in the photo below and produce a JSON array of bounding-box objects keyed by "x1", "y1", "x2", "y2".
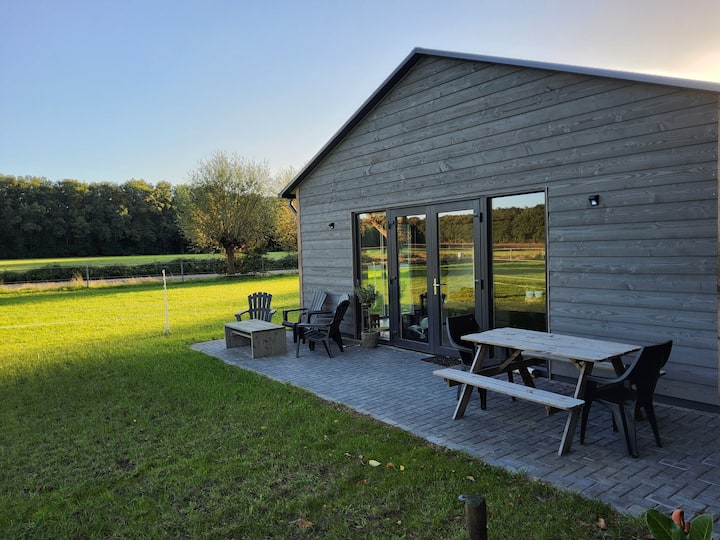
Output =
[{"x1": 193, "y1": 336, "x2": 719, "y2": 533}]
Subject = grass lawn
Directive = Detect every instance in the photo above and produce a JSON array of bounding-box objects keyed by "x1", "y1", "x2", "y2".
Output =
[{"x1": 0, "y1": 275, "x2": 647, "y2": 538}]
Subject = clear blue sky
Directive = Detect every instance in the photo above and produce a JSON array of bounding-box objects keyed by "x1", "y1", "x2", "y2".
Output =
[{"x1": 2, "y1": 0, "x2": 719, "y2": 186}]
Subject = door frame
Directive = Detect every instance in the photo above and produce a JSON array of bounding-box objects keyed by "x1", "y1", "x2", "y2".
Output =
[{"x1": 386, "y1": 199, "x2": 485, "y2": 355}]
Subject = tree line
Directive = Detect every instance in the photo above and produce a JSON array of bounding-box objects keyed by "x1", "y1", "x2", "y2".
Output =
[
  {"x1": 492, "y1": 205, "x2": 545, "y2": 244},
  {"x1": 0, "y1": 165, "x2": 297, "y2": 261},
  {"x1": 0, "y1": 176, "x2": 182, "y2": 258},
  {"x1": 2, "y1": 153, "x2": 544, "y2": 265},
  {"x1": 359, "y1": 206, "x2": 546, "y2": 248}
]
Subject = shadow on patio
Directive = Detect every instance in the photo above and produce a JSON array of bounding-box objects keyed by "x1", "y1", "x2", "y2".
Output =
[{"x1": 192, "y1": 334, "x2": 719, "y2": 531}]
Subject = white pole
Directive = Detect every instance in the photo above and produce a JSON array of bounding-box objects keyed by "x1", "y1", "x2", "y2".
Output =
[{"x1": 162, "y1": 269, "x2": 171, "y2": 335}]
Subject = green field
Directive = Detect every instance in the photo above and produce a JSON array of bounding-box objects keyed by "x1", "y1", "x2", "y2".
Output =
[
  {"x1": 364, "y1": 255, "x2": 546, "y2": 319},
  {"x1": 0, "y1": 275, "x2": 646, "y2": 538},
  {"x1": 0, "y1": 252, "x2": 294, "y2": 273},
  {"x1": 0, "y1": 253, "x2": 219, "y2": 272}
]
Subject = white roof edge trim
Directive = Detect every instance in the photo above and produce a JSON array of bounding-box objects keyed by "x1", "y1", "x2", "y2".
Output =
[{"x1": 413, "y1": 47, "x2": 720, "y2": 93}]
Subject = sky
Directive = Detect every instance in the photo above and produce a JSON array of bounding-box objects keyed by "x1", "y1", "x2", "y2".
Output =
[{"x1": 2, "y1": 0, "x2": 719, "y2": 186}]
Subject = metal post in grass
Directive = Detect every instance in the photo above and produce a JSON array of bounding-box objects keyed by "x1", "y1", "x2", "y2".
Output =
[
  {"x1": 86, "y1": 265, "x2": 90, "y2": 289},
  {"x1": 162, "y1": 269, "x2": 171, "y2": 335},
  {"x1": 458, "y1": 494, "x2": 487, "y2": 540},
  {"x1": 180, "y1": 260, "x2": 184, "y2": 283}
]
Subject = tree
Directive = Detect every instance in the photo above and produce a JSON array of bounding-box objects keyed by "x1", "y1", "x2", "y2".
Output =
[
  {"x1": 86, "y1": 182, "x2": 127, "y2": 255},
  {"x1": 0, "y1": 176, "x2": 27, "y2": 258},
  {"x1": 55, "y1": 179, "x2": 91, "y2": 256},
  {"x1": 175, "y1": 152, "x2": 275, "y2": 274},
  {"x1": 151, "y1": 181, "x2": 184, "y2": 254},
  {"x1": 120, "y1": 180, "x2": 159, "y2": 254},
  {"x1": 269, "y1": 167, "x2": 298, "y2": 251}
]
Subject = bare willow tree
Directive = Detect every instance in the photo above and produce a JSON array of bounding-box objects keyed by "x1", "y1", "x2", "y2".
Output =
[{"x1": 175, "y1": 152, "x2": 275, "y2": 274}]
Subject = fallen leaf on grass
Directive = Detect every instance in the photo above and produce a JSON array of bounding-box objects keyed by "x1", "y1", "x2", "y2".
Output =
[
  {"x1": 368, "y1": 459, "x2": 381, "y2": 467},
  {"x1": 466, "y1": 475, "x2": 476, "y2": 482},
  {"x1": 293, "y1": 519, "x2": 312, "y2": 528},
  {"x1": 596, "y1": 517, "x2": 607, "y2": 530}
]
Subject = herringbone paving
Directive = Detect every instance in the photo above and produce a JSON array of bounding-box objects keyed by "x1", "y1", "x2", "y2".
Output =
[{"x1": 192, "y1": 336, "x2": 719, "y2": 533}]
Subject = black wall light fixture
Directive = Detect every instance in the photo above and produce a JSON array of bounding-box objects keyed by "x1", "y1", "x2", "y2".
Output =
[
  {"x1": 588, "y1": 195, "x2": 600, "y2": 207},
  {"x1": 328, "y1": 222, "x2": 335, "y2": 230}
]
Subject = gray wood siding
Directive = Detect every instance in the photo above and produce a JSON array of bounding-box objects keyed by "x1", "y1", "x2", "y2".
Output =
[{"x1": 295, "y1": 55, "x2": 719, "y2": 406}]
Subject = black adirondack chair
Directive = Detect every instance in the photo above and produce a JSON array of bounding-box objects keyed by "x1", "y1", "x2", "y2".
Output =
[
  {"x1": 282, "y1": 290, "x2": 327, "y2": 342},
  {"x1": 296, "y1": 296, "x2": 350, "y2": 358},
  {"x1": 235, "y1": 292, "x2": 276, "y2": 322},
  {"x1": 579, "y1": 340, "x2": 673, "y2": 457},
  {"x1": 446, "y1": 314, "x2": 545, "y2": 408}
]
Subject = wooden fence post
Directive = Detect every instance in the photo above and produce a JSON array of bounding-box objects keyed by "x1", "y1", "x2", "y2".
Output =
[{"x1": 458, "y1": 494, "x2": 487, "y2": 540}]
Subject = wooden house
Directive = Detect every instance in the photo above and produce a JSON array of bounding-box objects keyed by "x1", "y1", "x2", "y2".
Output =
[{"x1": 280, "y1": 48, "x2": 720, "y2": 409}]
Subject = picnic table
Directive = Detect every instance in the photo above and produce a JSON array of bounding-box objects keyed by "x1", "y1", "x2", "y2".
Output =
[{"x1": 434, "y1": 327, "x2": 640, "y2": 456}]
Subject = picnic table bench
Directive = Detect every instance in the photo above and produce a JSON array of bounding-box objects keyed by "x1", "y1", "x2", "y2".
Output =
[{"x1": 433, "y1": 368, "x2": 585, "y2": 412}]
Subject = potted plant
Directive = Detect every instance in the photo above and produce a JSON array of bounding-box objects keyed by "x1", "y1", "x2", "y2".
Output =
[{"x1": 354, "y1": 284, "x2": 379, "y2": 348}]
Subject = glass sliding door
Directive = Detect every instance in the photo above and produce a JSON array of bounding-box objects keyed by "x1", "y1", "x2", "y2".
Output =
[
  {"x1": 355, "y1": 194, "x2": 545, "y2": 354},
  {"x1": 437, "y1": 208, "x2": 477, "y2": 348},
  {"x1": 389, "y1": 202, "x2": 481, "y2": 354},
  {"x1": 395, "y1": 212, "x2": 429, "y2": 343}
]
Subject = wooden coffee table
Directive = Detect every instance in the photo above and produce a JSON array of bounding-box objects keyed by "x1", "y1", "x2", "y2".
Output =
[{"x1": 224, "y1": 320, "x2": 286, "y2": 358}]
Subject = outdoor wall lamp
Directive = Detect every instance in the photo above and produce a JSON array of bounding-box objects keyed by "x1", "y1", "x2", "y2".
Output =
[
  {"x1": 588, "y1": 195, "x2": 600, "y2": 207},
  {"x1": 328, "y1": 222, "x2": 335, "y2": 230}
]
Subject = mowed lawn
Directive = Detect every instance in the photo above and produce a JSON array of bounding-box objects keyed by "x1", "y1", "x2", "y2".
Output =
[
  {"x1": 0, "y1": 275, "x2": 646, "y2": 539},
  {"x1": 0, "y1": 253, "x2": 224, "y2": 273}
]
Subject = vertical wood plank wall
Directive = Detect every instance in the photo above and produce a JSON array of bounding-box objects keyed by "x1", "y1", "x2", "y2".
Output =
[{"x1": 295, "y1": 55, "x2": 720, "y2": 406}]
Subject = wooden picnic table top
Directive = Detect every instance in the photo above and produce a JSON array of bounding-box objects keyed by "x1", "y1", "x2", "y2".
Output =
[
  {"x1": 461, "y1": 327, "x2": 640, "y2": 363},
  {"x1": 225, "y1": 319, "x2": 284, "y2": 332}
]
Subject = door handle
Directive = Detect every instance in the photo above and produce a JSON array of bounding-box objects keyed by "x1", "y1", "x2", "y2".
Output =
[{"x1": 433, "y1": 277, "x2": 443, "y2": 295}]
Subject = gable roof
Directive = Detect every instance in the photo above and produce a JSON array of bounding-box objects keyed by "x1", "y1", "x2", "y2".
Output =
[{"x1": 280, "y1": 47, "x2": 720, "y2": 198}]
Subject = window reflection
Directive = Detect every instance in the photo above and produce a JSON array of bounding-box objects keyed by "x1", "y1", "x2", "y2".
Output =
[
  {"x1": 491, "y1": 193, "x2": 547, "y2": 331},
  {"x1": 396, "y1": 214, "x2": 428, "y2": 342},
  {"x1": 357, "y1": 212, "x2": 389, "y2": 339}
]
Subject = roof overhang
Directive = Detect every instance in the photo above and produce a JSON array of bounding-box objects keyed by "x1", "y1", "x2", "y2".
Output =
[{"x1": 280, "y1": 47, "x2": 720, "y2": 199}]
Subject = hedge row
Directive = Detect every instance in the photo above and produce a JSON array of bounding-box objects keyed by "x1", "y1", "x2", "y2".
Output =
[{"x1": 0, "y1": 255, "x2": 299, "y2": 284}]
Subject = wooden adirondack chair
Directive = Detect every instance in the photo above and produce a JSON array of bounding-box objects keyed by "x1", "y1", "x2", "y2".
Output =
[
  {"x1": 281, "y1": 290, "x2": 327, "y2": 342},
  {"x1": 235, "y1": 292, "x2": 276, "y2": 322}
]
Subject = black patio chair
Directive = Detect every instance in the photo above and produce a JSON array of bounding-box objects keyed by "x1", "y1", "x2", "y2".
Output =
[
  {"x1": 296, "y1": 296, "x2": 350, "y2": 358},
  {"x1": 235, "y1": 292, "x2": 276, "y2": 322},
  {"x1": 579, "y1": 340, "x2": 673, "y2": 457},
  {"x1": 282, "y1": 290, "x2": 327, "y2": 342},
  {"x1": 446, "y1": 315, "x2": 544, "y2": 408}
]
